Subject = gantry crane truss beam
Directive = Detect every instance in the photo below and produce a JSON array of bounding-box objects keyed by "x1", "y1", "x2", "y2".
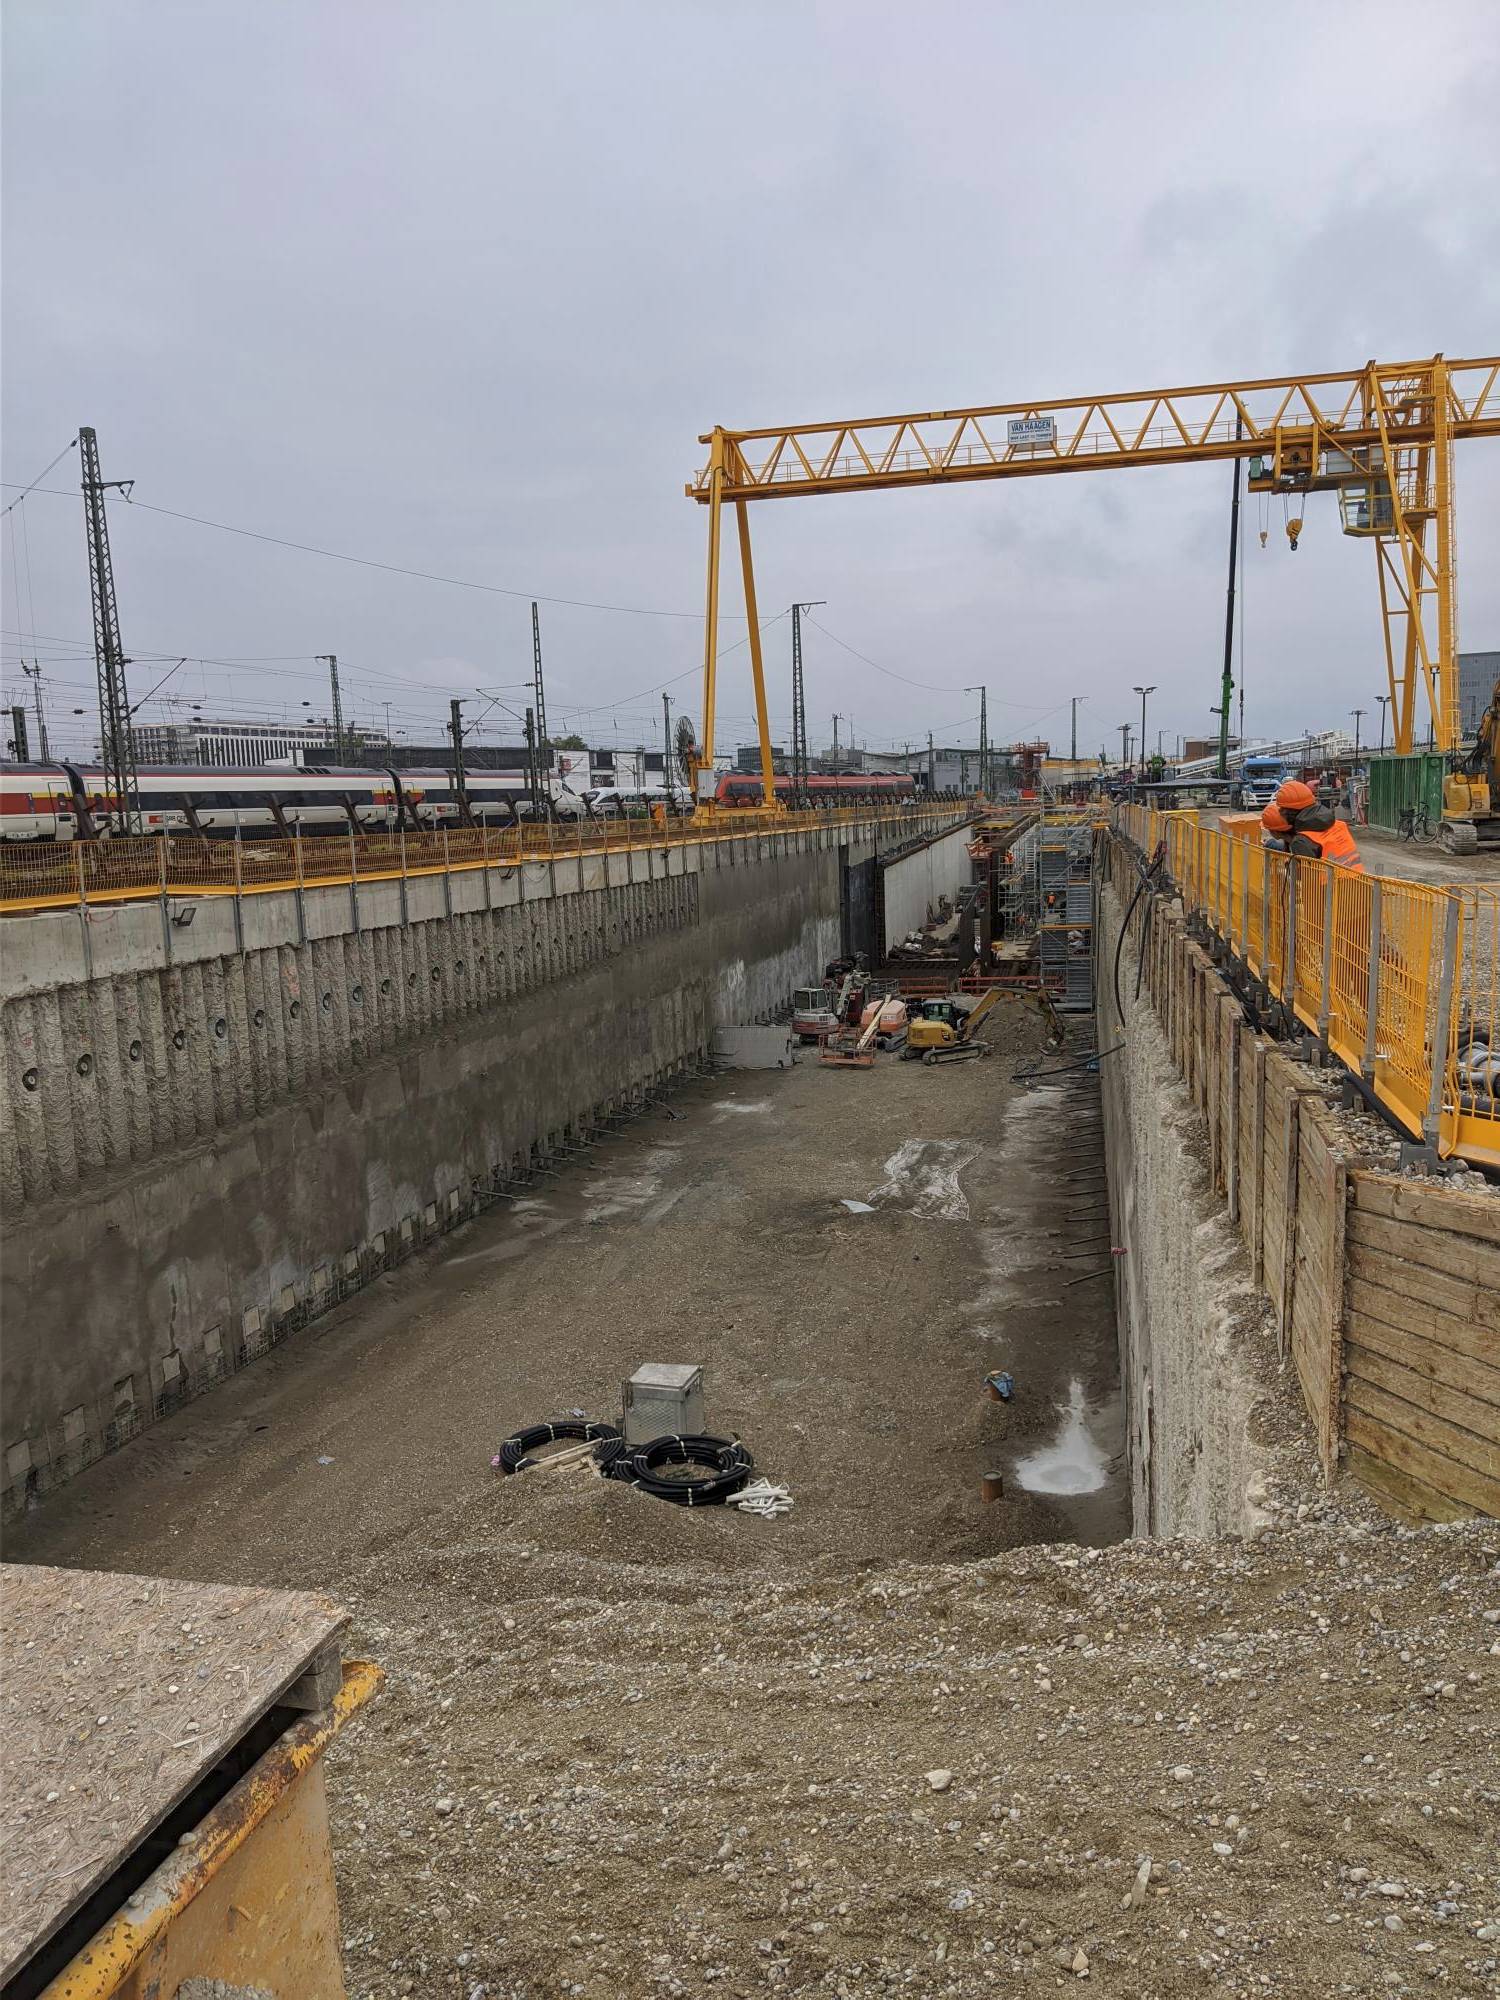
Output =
[{"x1": 688, "y1": 356, "x2": 1500, "y2": 787}]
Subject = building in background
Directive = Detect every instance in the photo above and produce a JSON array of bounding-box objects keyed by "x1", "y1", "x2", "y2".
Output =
[
  {"x1": 127, "y1": 721, "x2": 199, "y2": 764},
  {"x1": 859, "y1": 744, "x2": 1048, "y2": 792},
  {"x1": 126, "y1": 719, "x2": 381, "y2": 767},
  {"x1": 733, "y1": 743, "x2": 787, "y2": 774},
  {"x1": 364, "y1": 743, "x2": 670, "y2": 791},
  {"x1": 1459, "y1": 650, "x2": 1498, "y2": 737}
]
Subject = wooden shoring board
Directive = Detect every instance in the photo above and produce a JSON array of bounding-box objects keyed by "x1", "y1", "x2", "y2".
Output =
[
  {"x1": 1288, "y1": 1107, "x2": 1347, "y2": 1483},
  {"x1": 1222, "y1": 1000, "x2": 1241, "y2": 1220},
  {"x1": 1349, "y1": 1172, "x2": 1500, "y2": 1246},
  {"x1": 1346, "y1": 1271, "x2": 1499, "y2": 1366},
  {"x1": 1346, "y1": 1205, "x2": 1500, "y2": 1295},
  {"x1": 1203, "y1": 962, "x2": 1220, "y2": 1175},
  {"x1": 1347, "y1": 1238, "x2": 1500, "y2": 1335},
  {"x1": 0, "y1": 1564, "x2": 348, "y2": 1984},
  {"x1": 1260, "y1": 1074, "x2": 1299, "y2": 1357},
  {"x1": 1345, "y1": 1388, "x2": 1500, "y2": 1513},
  {"x1": 1243, "y1": 1033, "x2": 1267, "y2": 1284},
  {"x1": 1344, "y1": 1441, "x2": 1478, "y2": 1525}
]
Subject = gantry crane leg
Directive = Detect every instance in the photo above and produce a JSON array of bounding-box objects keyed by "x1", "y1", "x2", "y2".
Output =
[
  {"x1": 1368, "y1": 361, "x2": 1457, "y2": 755},
  {"x1": 734, "y1": 500, "x2": 779, "y2": 807},
  {"x1": 699, "y1": 428, "x2": 726, "y2": 798}
]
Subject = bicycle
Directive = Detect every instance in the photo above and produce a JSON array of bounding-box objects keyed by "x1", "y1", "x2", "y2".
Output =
[{"x1": 1397, "y1": 803, "x2": 1436, "y2": 843}]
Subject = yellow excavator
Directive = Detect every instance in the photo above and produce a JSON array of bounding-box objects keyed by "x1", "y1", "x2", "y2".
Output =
[
  {"x1": 901, "y1": 985, "x2": 1063, "y2": 1065},
  {"x1": 1441, "y1": 674, "x2": 1500, "y2": 854}
]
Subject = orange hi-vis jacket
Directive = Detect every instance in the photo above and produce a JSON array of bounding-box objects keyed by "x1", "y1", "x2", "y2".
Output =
[{"x1": 1290, "y1": 816, "x2": 1364, "y2": 872}]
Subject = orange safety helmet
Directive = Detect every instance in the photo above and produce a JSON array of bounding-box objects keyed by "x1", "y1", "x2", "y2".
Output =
[
  {"x1": 1261, "y1": 803, "x2": 1293, "y2": 836},
  {"x1": 1273, "y1": 778, "x2": 1317, "y2": 815}
]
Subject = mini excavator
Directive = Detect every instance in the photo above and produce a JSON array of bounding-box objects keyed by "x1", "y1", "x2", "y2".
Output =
[{"x1": 901, "y1": 985, "x2": 1064, "y2": 1066}]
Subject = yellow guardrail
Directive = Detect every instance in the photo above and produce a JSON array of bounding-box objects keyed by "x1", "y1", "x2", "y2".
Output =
[
  {"x1": 0, "y1": 803, "x2": 968, "y2": 916},
  {"x1": 1116, "y1": 803, "x2": 1500, "y2": 1169}
]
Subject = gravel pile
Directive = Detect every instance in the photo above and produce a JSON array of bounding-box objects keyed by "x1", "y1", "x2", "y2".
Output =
[{"x1": 328, "y1": 1502, "x2": 1500, "y2": 1999}]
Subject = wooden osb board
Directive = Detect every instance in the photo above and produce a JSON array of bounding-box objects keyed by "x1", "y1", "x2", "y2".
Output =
[{"x1": 0, "y1": 1564, "x2": 348, "y2": 1983}]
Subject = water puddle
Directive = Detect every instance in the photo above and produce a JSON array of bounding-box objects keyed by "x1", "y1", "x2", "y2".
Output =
[
  {"x1": 1014, "y1": 1379, "x2": 1110, "y2": 1496},
  {"x1": 866, "y1": 1138, "x2": 981, "y2": 1221}
]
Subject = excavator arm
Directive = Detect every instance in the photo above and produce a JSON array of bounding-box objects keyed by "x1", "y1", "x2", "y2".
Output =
[{"x1": 962, "y1": 984, "x2": 1065, "y2": 1049}]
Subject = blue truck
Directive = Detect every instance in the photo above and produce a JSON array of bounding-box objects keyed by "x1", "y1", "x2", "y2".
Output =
[{"x1": 1236, "y1": 755, "x2": 1288, "y2": 809}]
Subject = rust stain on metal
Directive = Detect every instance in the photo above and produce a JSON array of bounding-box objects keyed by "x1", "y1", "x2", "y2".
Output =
[{"x1": 42, "y1": 1661, "x2": 382, "y2": 2000}]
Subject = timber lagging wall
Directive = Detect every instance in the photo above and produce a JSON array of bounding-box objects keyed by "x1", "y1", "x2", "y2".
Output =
[
  {"x1": 1342, "y1": 1179, "x2": 1500, "y2": 1520},
  {"x1": 1104, "y1": 830, "x2": 1499, "y2": 1523}
]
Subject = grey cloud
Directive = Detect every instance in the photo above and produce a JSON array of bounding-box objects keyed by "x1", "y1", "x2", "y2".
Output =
[{"x1": 2, "y1": 0, "x2": 1496, "y2": 763}]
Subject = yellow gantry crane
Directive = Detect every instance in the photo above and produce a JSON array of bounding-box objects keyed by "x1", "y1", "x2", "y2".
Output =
[{"x1": 688, "y1": 356, "x2": 1500, "y2": 818}]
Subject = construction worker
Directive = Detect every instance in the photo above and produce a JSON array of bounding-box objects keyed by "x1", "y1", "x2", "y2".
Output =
[{"x1": 1262, "y1": 779, "x2": 1363, "y2": 870}]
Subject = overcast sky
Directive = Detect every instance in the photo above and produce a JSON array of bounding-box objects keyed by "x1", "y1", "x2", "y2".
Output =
[{"x1": 4, "y1": 0, "x2": 1498, "y2": 765}]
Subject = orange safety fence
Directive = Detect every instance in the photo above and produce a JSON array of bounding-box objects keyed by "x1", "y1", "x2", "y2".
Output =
[{"x1": 1115, "y1": 803, "x2": 1500, "y2": 1169}]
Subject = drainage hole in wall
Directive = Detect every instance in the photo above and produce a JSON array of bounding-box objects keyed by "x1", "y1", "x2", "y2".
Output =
[
  {"x1": 128, "y1": 1039, "x2": 143, "y2": 1062},
  {"x1": 351, "y1": 983, "x2": 364, "y2": 1004},
  {"x1": 321, "y1": 991, "x2": 333, "y2": 1013},
  {"x1": 21, "y1": 1067, "x2": 39, "y2": 1091},
  {"x1": 252, "y1": 1008, "x2": 266, "y2": 1029},
  {"x1": 407, "y1": 971, "x2": 419, "y2": 988},
  {"x1": 431, "y1": 965, "x2": 443, "y2": 981},
  {"x1": 455, "y1": 959, "x2": 465, "y2": 975},
  {"x1": 172, "y1": 1029, "x2": 187, "y2": 1049},
  {"x1": 379, "y1": 978, "x2": 392, "y2": 996},
  {"x1": 214, "y1": 1017, "x2": 228, "y2": 1038},
  {"x1": 288, "y1": 1001, "x2": 301, "y2": 1020}
]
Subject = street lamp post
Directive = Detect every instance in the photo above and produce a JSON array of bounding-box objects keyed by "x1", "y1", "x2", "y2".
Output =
[
  {"x1": 1376, "y1": 694, "x2": 1390, "y2": 753},
  {"x1": 1133, "y1": 685, "x2": 1156, "y2": 773},
  {"x1": 1350, "y1": 708, "x2": 1365, "y2": 768}
]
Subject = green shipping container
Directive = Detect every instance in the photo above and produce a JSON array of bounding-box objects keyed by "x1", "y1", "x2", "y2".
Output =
[{"x1": 1367, "y1": 751, "x2": 1445, "y2": 830}]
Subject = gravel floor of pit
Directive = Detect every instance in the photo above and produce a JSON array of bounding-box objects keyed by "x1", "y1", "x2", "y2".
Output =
[{"x1": 6, "y1": 1012, "x2": 1498, "y2": 1997}]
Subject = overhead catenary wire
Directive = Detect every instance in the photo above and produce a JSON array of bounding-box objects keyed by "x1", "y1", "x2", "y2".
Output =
[
  {"x1": 4, "y1": 475, "x2": 1090, "y2": 756},
  {"x1": 0, "y1": 438, "x2": 79, "y2": 517},
  {"x1": 0, "y1": 481, "x2": 748, "y2": 622}
]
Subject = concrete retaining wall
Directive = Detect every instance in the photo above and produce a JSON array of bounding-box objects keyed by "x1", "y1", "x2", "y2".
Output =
[
  {"x1": 1097, "y1": 872, "x2": 1306, "y2": 1538},
  {"x1": 880, "y1": 823, "x2": 977, "y2": 952},
  {"x1": 1, "y1": 825, "x2": 860, "y2": 1515}
]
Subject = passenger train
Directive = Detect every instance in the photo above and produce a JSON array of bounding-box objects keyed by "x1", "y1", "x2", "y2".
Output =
[
  {"x1": 0, "y1": 761, "x2": 557, "y2": 841},
  {"x1": 0, "y1": 760, "x2": 923, "y2": 841}
]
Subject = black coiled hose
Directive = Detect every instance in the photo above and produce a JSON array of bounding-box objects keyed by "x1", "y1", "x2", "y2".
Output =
[
  {"x1": 615, "y1": 1433, "x2": 753, "y2": 1506},
  {"x1": 495, "y1": 1418, "x2": 623, "y2": 1475}
]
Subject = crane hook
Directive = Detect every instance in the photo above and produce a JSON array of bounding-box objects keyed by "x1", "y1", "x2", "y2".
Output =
[
  {"x1": 1286, "y1": 516, "x2": 1303, "y2": 552},
  {"x1": 1258, "y1": 529, "x2": 1268, "y2": 548}
]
